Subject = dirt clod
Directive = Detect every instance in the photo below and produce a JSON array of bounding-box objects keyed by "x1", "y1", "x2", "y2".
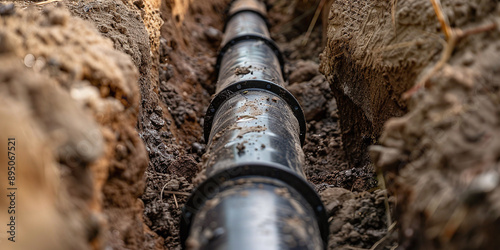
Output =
[
  {"x1": 0, "y1": 3, "x2": 15, "y2": 16},
  {"x1": 10, "y1": 0, "x2": 492, "y2": 249},
  {"x1": 235, "y1": 66, "x2": 252, "y2": 75},
  {"x1": 0, "y1": 3, "x2": 147, "y2": 249}
]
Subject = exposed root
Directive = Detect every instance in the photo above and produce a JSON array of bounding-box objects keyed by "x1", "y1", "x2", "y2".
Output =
[
  {"x1": 160, "y1": 184, "x2": 190, "y2": 202},
  {"x1": 429, "y1": 0, "x2": 452, "y2": 40},
  {"x1": 402, "y1": 30, "x2": 456, "y2": 99},
  {"x1": 390, "y1": 0, "x2": 398, "y2": 33},
  {"x1": 377, "y1": 170, "x2": 392, "y2": 227},
  {"x1": 343, "y1": 221, "x2": 396, "y2": 250},
  {"x1": 370, "y1": 222, "x2": 397, "y2": 250},
  {"x1": 402, "y1": 0, "x2": 497, "y2": 100},
  {"x1": 173, "y1": 194, "x2": 179, "y2": 209},
  {"x1": 33, "y1": 0, "x2": 61, "y2": 6},
  {"x1": 274, "y1": 8, "x2": 315, "y2": 33},
  {"x1": 302, "y1": 0, "x2": 327, "y2": 46}
]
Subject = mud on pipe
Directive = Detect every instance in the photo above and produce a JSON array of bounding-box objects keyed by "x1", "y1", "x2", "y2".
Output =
[{"x1": 180, "y1": 0, "x2": 328, "y2": 249}]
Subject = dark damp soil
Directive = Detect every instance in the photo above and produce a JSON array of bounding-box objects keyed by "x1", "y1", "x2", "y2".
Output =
[
  {"x1": 138, "y1": 0, "x2": 392, "y2": 249},
  {"x1": 139, "y1": 0, "x2": 230, "y2": 248},
  {"x1": 270, "y1": 1, "x2": 393, "y2": 249},
  {"x1": 6, "y1": 0, "x2": 393, "y2": 249},
  {"x1": 9, "y1": 0, "x2": 498, "y2": 249}
]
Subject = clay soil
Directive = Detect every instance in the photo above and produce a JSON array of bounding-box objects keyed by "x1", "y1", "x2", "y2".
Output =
[
  {"x1": 8, "y1": 0, "x2": 499, "y2": 250},
  {"x1": 142, "y1": 0, "x2": 390, "y2": 248},
  {"x1": 322, "y1": 0, "x2": 500, "y2": 249},
  {"x1": 0, "y1": 0, "x2": 393, "y2": 249}
]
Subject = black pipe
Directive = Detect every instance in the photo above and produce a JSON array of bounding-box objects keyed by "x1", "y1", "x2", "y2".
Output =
[{"x1": 180, "y1": 0, "x2": 328, "y2": 249}]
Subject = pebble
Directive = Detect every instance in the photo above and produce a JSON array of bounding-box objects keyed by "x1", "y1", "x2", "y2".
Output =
[
  {"x1": 191, "y1": 142, "x2": 204, "y2": 155},
  {"x1": 204, "y1": 26, "x2": 222, "y2": 42},
  {"x1": 0, "y1": 3, "x2": 15, "y2": 16},
  {"x1": 150, "y1": 113, "x2": 165, "y2": 128},
  {"x1": 345, "y1": 169, "x2": 352, "y2": 177}
]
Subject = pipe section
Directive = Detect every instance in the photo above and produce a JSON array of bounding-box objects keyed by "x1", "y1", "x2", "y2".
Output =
[{"x1": 180, "y1": 0, "x2": 328, "y2": 249}]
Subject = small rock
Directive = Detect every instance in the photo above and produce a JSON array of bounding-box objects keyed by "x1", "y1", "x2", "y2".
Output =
[
  {"x1": 329, "y1": 219, "x2": 345, "y2": 233},
  {"x1": 98, "y1": 25, "x2": 109, "y2": 33},
  {"x1": 48, "y1": 8, "x2": 69, "y2": 26},
  {"x1": 463, "y1": 170, "x2": 499, "y2": 204},
  {"x1": 191, "y1": 142, "x2": 204, "y2": 155},
  {"x1": 326, "y1": 200, "x2": 341, "y2": 215},
  {"x1": 345, "y1": 169, "x2": 352, "y2": 177},
  {"x1": 204, "y1": 26, "x2": 222, "y2": 42},
  {"x1": 320, "y1": 187, "x2": 354, "y2": 205},
  {"x1": 150, "y1": 113, "x2": 165, "y2": 128},
  {"x1": 0, "y1": 3, "x2": 15, "y2": 16},
  {"x1": 154, "y1": 106, "x2": 163, "y2": 115}
]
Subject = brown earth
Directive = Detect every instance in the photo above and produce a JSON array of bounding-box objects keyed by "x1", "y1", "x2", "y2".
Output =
[
  {"x1": 0, "y1": 3, "x2": 147, "y2": 249},
  {"x1": 322, "y1": 0, "x2": 500, "y2": 249},
  {"x1": 0, "y1": 0, "x2": 391, "y2": 249},
  {"x1": 269, "y1": 1, "x2": 393, "y2": 249},
  {"x1": 6, "y1": 0, "x2": 497, "y2": 249}
]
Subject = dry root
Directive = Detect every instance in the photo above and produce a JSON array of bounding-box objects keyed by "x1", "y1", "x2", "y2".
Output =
[{"x1": 402, "y1": 0, "x2": 497, "y2": 100}]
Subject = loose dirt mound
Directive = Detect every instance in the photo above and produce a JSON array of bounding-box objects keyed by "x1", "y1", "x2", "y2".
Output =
[
  {"x1": 0, "y1": 59, "x2": 97, "y2": 250},
  {"x1": 0, "y1": 3, "x2": 147, "y2": 249},
  {"x1": 0, "y1": 0, "x2": 405, "y2": 249},
  {"x1": 371, "y1": 5, "x2": 500, "y2": 249},
  {"x1": 322, "y1": 0, "x2": 500, "y2": 249}
]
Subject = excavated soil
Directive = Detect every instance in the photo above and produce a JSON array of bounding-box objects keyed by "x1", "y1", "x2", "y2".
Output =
[
  {"x1": 2, "y1": 0, "x2": 455, "y2": 249},
  {"x1": 139, "y1": 0, "x2": 389, "y2": 248},
  {"x1": 141, "y1": 0, "x2": 394, "y2": 248},
  {"x1": 0, "y1": 2, "x2": 146, "y2": 249},
  {"x1": 323, "y1": 0, "x2": 500, "y2": 249}
]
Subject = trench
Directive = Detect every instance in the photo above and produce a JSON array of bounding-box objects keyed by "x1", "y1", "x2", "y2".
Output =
[
  {"x1": 0, "y1": 0, "x2": 394, "y2": 249},
  {"x1": 3, "y1": 0, "x2": 499, "y2": 249},
  {"x1": 139, "y1": 0, "x2": 393, "y2": 249}
]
